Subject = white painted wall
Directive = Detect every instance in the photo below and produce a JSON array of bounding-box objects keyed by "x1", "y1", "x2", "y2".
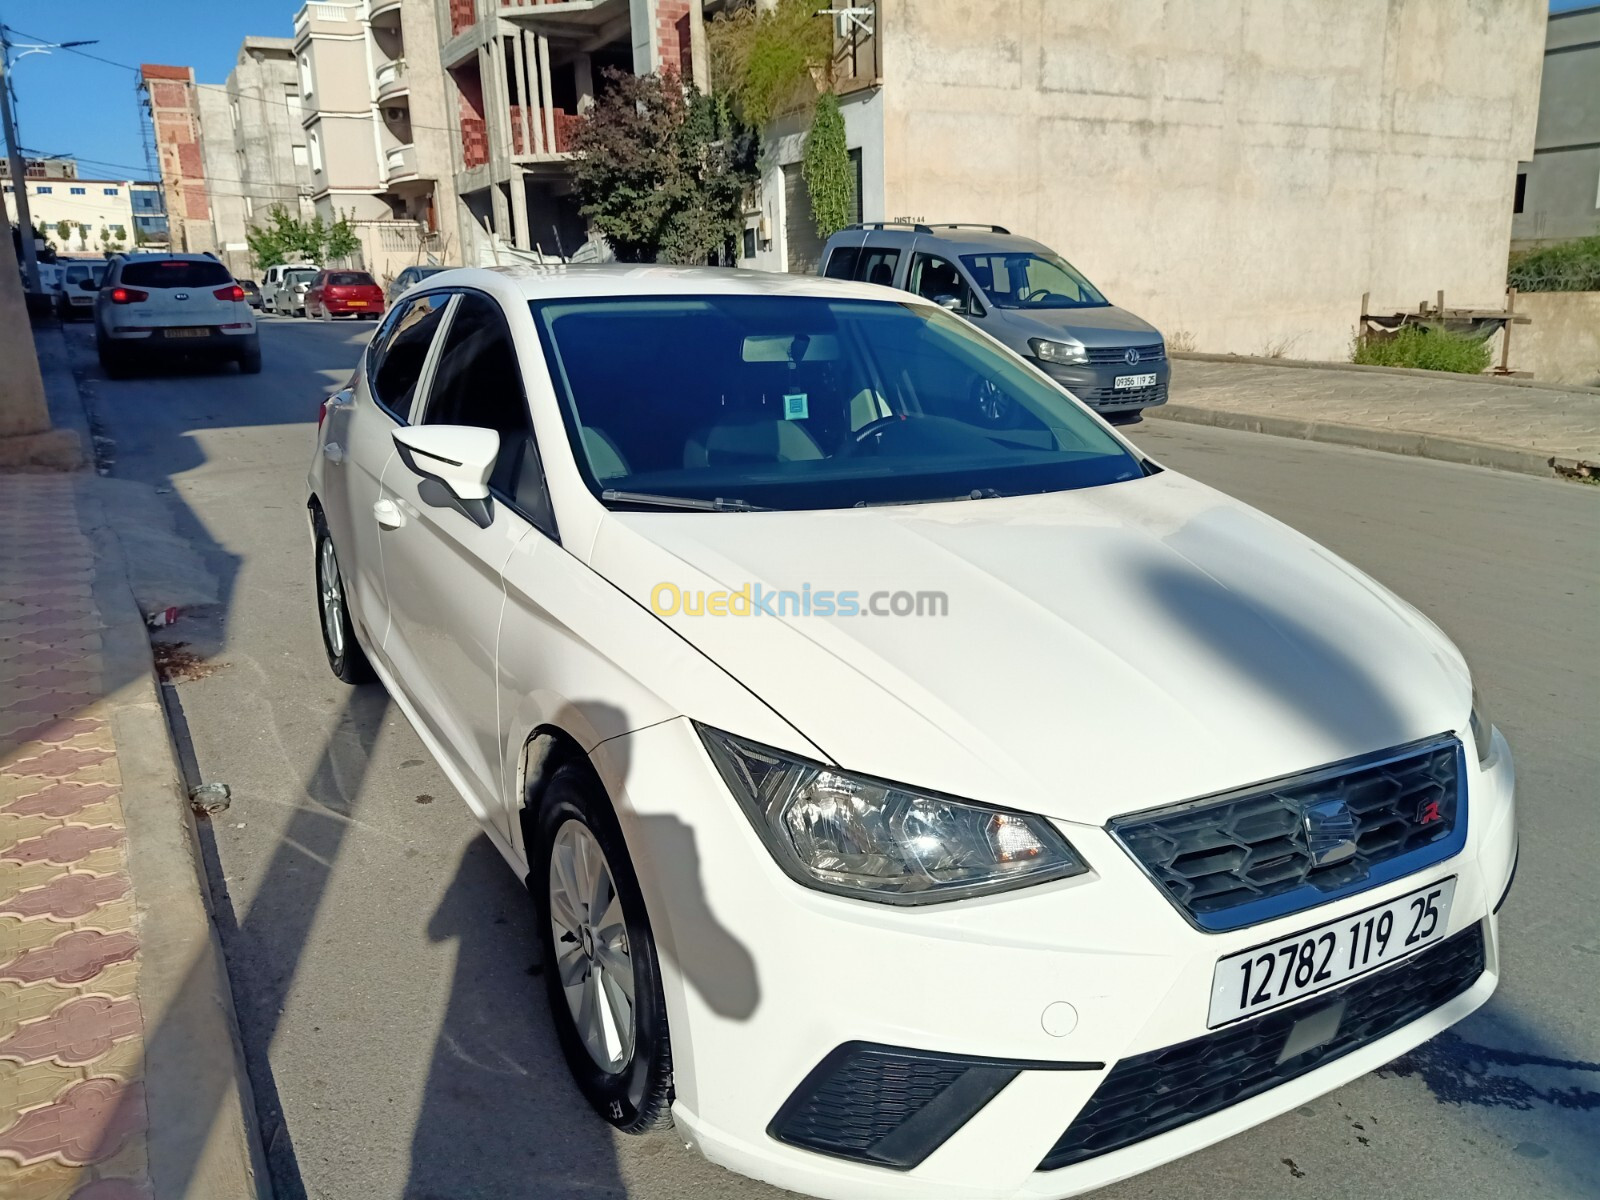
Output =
[{"x1": 4, "y1": 180, "x2": 137, "y2": 255}]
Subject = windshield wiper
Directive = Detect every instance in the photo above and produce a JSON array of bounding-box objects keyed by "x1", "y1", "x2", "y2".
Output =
[
  {"x1": 853, "y1": 488, "x2": 1002, "y2": 508},
  {"x1": 601, "y1": 489, "x2": 769, "y2": 513}
]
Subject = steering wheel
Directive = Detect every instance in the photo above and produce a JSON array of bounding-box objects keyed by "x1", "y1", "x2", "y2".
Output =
[
  {"x1": 852, "y1": 414, "x2": 905, "y2": 446},
  {"x1": 1024, "y1": 289, "x2": 1065, "y2": 305}
]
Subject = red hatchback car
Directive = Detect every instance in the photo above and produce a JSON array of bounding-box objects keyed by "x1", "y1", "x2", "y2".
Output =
[{"x1": 306, "y1": 270, "x2": 385, "y2": 320}]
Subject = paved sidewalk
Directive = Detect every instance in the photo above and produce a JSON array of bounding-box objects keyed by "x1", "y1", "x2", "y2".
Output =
[
  {"x1": 1158, "y1": 356, "x2": 1600, "y2": 478},
  {"x1": 0, "y1": 473, "x2": 263, "y2": 1200}
]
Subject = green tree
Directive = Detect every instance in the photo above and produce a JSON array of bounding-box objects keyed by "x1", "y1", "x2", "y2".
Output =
[
  {"x1": 247, "y1": 205, "x2": 362, "y2": 268},
  {"x1": 802, "y1": 92, "x2": 852, "y2": 240},
  {"x1": 708, "y1": 0, "x2": 832, "y2": 127},
  {"x1": 326, "y1": 211, "x2": 361, "y2": 262},
  {"x1": 569, "y1": 69, "x2": 757, "y2": 264},
  {"x1": 54, "y1": 219, "x2": 74, "y2": 245}
]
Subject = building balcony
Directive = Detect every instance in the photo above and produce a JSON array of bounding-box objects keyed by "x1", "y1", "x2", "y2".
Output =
[
  {"x1": 375, "y1": 58, "x2": 410, "y2": 102},
  {"x1": 510, "y1": 106, "x2": 582, "y2": 157},
  {"x1": 385, "y1": 143, "x2": 419, "y2": 181},
  {"x1": 369, "y1": 0, "x2": 403, "y2": 26},
  {"x1": 498, "y1": 0, "x2": 628, "y2": 33},
  {"x1": 293, "y1": 1, "x2": 362, "y2": 41}
]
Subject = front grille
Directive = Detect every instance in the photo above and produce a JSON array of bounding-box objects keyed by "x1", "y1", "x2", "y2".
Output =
[
  {"x1": 1085, "y1": 343, "x2": 1167, "y2": 365},
  {"x1": 1078, "y1": 382, "x2": 1168, "y2": 409},
  {"x1": 1111, "y1": 737, "x2": 1465, "y2": 931},
  {"x1": 1039, "y1": 922, "x2": 1486, "y2": 1170},
  {"x1": 768, "y1": 1042, "x2": 1100, "y2": 1170}
]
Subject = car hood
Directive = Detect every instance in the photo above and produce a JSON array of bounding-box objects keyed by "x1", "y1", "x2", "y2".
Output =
[
  {"x1": 992, "y1": 304, "x2": 1162, "y2": 346},
  {"x1": 588, "y1": 471, "x2": 1469, "y2": 825}
]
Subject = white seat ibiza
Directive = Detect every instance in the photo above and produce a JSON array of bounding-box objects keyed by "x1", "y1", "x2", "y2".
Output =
[{"x1": 306, "y1": 265, "x2": 1516, "y2": 1200}]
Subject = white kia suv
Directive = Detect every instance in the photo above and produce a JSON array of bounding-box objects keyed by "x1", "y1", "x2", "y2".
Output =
[
  {"x1": 305, "y1": 266, "x2": 1516, "y2": 1200},
  {"x1": 94, "y1": 253, "x2": 260, "y2": 376}
]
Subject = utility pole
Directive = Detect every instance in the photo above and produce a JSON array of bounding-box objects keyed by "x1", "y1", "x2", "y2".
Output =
[
  {"x1": 0, "y1": 23, "x2": 98, "y2": 293},
  {"x1": 0, "y1": 33, "x2": 39, "y2": 292}
]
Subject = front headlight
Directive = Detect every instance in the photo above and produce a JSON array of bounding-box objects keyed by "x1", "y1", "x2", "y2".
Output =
[
  {"x1": 1029, "y1": 337, "x2": 1089, "y2": 365},
  {"x1": 697, "y1": 725, "x2": 1089, "y2": 904},
  {"x1": 1469, "y1": 684, "x2": 1494, "y2": 765}
]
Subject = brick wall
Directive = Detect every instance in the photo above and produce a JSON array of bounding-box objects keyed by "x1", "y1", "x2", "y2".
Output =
[
  {"x1": 139, "y1": 64, "x2": 211, "y2": 249},
  {"x1": 449, "y1": 0, "x2": 476, "y2": 36},
  {"x1": 655, "y1": 0, "x2": 693, "y2": 80}
]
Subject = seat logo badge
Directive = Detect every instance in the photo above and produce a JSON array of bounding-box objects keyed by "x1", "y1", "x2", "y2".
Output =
[
  {"x1": 1300, "y1": 798, "x2": 1358, "y2": 866},
  {"x1": 174, "y1": 292, "x2": 189, "y2": 301},
  {"x1": 1417, "y1": 798, "x2": 1443, "y2": 825},
  {"x1": 1125, "y1": 347, "x2": 1141, "y2": 365}
]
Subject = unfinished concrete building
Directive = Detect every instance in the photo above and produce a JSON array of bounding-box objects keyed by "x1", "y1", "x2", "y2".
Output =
[{"x1": 139, "y1": 65, "x2": 216, "y2": 255}]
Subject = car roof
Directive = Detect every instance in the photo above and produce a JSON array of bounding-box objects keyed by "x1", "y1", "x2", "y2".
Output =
[
  {"x1": 116, "y1": 252, "x2": 228, "y2": 264},
  {"x1": 416, "y1": 263, "x2": 926, "y2": 305},
  {"x1": 826, "y1": 225, "x2": 1054, "y2": 258}
]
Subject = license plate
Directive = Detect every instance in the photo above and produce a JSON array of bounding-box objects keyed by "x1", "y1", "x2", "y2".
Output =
[
  {"x1": 164, "y1": 327, "x2": 210, "y2": 339},
  {"x1": 1114, "y1": 373, "x2": 1157, "y2": 390},
  {"x1": 1207, "y1": 877, "x2": 1456, "y2": 1028},
  {"x1": 345, "y1": 300, "x2": 367, "y2": 307}
]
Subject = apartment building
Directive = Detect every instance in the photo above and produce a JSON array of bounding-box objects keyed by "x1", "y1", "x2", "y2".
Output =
[
  {"x1": 436, "y1": 0, "x2": 705, "y2": 263},
  {"x1": 0, "y1": 157, "x2": 78, "y2": 180},
  {"x1": 292, "y1": 0, "x2": 459, "y2": 272},
  {"x1": 1511, "y1": 3, "x2": 1600, "y2": 247},
  {"x1": 743, "y1": 0, "x2": 1544, "y2": 362},
  {"x1": 196, "y1": 37, "x2": 315, "y2": 279},
  {"x1": 3, "y1": 177, "x2": 139, "y2": 254},
  {"x1": 139, "y1": 64, "x2": 215, "y2": 254}
]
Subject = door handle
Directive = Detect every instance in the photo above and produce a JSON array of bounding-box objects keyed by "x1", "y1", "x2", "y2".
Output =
[{"x1": 374, "y1": 498, "x2": 405, "y2": 529}]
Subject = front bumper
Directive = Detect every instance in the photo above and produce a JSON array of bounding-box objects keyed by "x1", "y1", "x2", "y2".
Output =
[
  {"x1": 593, "y1": 720, "x2": 1515, "y2": 1200},
  {"x1": 1035, "y1": 359, "x2": 1172, "y2": 415}
]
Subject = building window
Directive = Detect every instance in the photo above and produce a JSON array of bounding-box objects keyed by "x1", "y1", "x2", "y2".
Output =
[
  {"x1": 2, "y1": 184, "x2": 11, "y2": 193},
  {"x1": 309, "y1": 130, "x2": 323, "y2": 174},
  {"x1": 1514, "y1": 172, "x2": 1526, "y2": 214},
  {"x1": 742, "y1": 227, "x2": 756, "y2": 259},
  {"x1": 36, "y1": 185, "x2": 52, "y2": 194},
  {"x1": 299, "y1": 54, "x2": 313, "y2": 98},
  {"x1": 70, "y1": 186, "x2": 86, "y2": 195},
  {"x1": 293, "y1": 144, "x2": 309, "y2": 168},
  {"x1": 104, "y1": 186, "x2": 119, "y2": 196}
]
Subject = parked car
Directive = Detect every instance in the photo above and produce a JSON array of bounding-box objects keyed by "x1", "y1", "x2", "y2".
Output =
[
  {"x1": 55, "y1": 260, "x2": 108, "y2": 320},
  {"x1": 94, "y1": 253, "x2": 259, "y2": 377},
  {"x1": 387, "y1": 263, "x2": 447, "y2": 303},
  {"x1": 237, "y1": 278, "x2": 262, "y2": 308},
  {"x1": 306, "y1": 269, "x2": 384, "y2": 320},
  {"x1": 306, "y1": 264, "x2": 1514, "y2": 1200},
  {"x1": 260, "y1": 262, "x2": 320, "y2": 315},
  {"x1": 820, "y1": 223, "x2": 1170, "y2": 423}
]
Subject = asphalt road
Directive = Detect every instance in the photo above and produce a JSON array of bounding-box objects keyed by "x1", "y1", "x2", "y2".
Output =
[{"x1": 66, "y1": 315, "x2": 1600, "y2": 1200}]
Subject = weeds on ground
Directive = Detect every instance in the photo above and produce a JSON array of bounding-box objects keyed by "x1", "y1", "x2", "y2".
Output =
[
  {"x1": 1352, "y1": 326, "x2": 1491, "y2": 374},
  {"x1": 1166, "y1": 329, "x2": 1197, "y2": 352},
  {"x1": 1507, "y1": 235, "x2": 1600, "y2": 293}
]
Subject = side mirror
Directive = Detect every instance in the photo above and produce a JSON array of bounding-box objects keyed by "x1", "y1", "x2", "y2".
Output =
[
  {"x1": 392, "y1": 425, "x2": 500, "y2": 527},
  {"x1": 934, "y1": 294, "x2": 965, "y2": 313}
]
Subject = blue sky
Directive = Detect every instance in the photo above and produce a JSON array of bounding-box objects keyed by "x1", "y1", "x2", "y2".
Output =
[
  {"x1": 2, "y1": 1, "x2": 302, "y2": 181},
  {"x1": 4, "y1": 0, "x2": 1591, "y2": 183}
]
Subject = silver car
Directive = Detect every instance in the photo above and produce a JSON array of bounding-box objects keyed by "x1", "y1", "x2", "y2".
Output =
[{"x1": 820, "y1": 223, "x2": 1170, "y2": 423}]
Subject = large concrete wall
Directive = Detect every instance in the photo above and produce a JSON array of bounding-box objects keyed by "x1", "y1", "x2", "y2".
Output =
[
  {"x1": 879, "y1": 0, "x2": 1545, "y2": 361},
  {"x1": 1506, "y1": 291, "x2": 1600, "y2": 386},
  {"x1": 196, "y1": 87, "x2": 250, "y2": 277}
]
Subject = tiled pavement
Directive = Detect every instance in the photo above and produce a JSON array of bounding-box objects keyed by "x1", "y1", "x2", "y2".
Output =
[
  {"x1": 1162, "y1": 357, "x2": 1600, "y2": 473},
  {"x1": 1, "y1": 474, "x2": 152, "y2": 1200}
]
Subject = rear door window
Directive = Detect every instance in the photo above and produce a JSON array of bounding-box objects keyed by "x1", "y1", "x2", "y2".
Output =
[
  {"x1": 369, "y1": 293, "x2": 450, "y2": 422},
  {"x1": 330, "y1": 272, "x2": 375, "y2": 287},
  {"x1": 855, "y1": 247, "x2": 900, "y2": 287},
  {"x1": 120, "y1": 260, "x2": 232, "y2": 289},
  {"x1": 822, "y1": 247, "x2": 861, "y2": 280}
]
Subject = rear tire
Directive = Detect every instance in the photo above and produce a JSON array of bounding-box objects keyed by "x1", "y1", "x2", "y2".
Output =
[
  {"x1": 312, "y1": 509, "x2": 375, "y2": 685},
  {"x1": 238, "y1": 345, "x2": 262, "y2": 374},
  {"x1": 532, "y1": 765, "x2": 674, "y2": 1134}
]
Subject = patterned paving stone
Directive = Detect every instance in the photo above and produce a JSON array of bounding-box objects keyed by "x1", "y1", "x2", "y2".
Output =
[
  {"x1": 0, "y1": 1076, "x2": 146, "y2": 1167},
  {"x1": 0, "y1": 720, "x2": 105, "y2": 752},
  {"x1": 0, "y1": 875, "x2": 129, "y2": 922},
  {"x1": 0, "y1": 997, "x2": 142, "y2": 1067},
  {"x1": 0, "y1": 980, "x2": 78, "y2": 1024},
  {"x1": 2, "y1": 750, "x2": 115, "y2": 780},
  {"x1": 2, "y1": 827, "x2": 125, "y2": 867},
  {"x1": 2, "y1": 785, "x2": 120, "y2": 821},
  {"x1": 0, "y1": 1156, "x2": 82, "y2": 1200},
  {"x1": 0, "y1": 931, "x2": 139, "y2": 987}
]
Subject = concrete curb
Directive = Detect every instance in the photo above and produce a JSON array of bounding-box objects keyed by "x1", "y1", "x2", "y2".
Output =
[
  {"x1": 1170, "y1": 350, "x2": 1600, "y2": 396},
  {"x1": 79, "y1": 482, "x2": 272, "y2": 1200},
  {"x1": 1147, "y1": 403, "x2": 1563, "y2": 479}
]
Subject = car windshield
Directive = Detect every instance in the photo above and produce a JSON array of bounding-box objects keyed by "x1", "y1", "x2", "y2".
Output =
[
  {"x1": 286, "y1": 269, "x2": 319, "y2": 284},
  {"x1": 329, "y1": 272, "x2": 374, "y2": 286},
  {"x1": 120, "y1": 259, "x2": 231, "y2": 288},
  {"x1": 532, "y1": 295, "x2": 1143, "y2": 511},
  {"x1": 959, "y1": 252, "x2": 1108, "y2": 309}
]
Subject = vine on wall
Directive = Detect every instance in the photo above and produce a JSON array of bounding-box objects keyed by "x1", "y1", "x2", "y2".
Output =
[{"x1": 802, "y1": 93, "x2": 852, "y2": 240}]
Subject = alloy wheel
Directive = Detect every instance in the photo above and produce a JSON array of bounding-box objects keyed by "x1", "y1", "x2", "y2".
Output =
[
  {"x1": 317, "y1": 537, "x2": 345, "y2": 659},
  {"x1": 549, "y1": 819, "x2": 636, "y2": 1074}
]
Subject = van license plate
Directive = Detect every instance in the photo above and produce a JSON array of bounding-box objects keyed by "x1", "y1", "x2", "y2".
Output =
[
  {"x1": 1114, "y1": 373, "x2": 1157, "y2": 390},
  {"x1": 1207, "y1": 877, "x2": 1456, "y2": 1028},
  {"x1": 164, "y1": 328, "x2": 209, "y2": 338}
]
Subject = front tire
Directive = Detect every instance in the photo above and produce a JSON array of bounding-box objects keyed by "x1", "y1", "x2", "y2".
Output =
[
  {"x1": 312, "y1": 510, "x2": 375, "y2": 684},
  {"x1": 533, "y1": 765, "x2": 673, "y2": 1134}
]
